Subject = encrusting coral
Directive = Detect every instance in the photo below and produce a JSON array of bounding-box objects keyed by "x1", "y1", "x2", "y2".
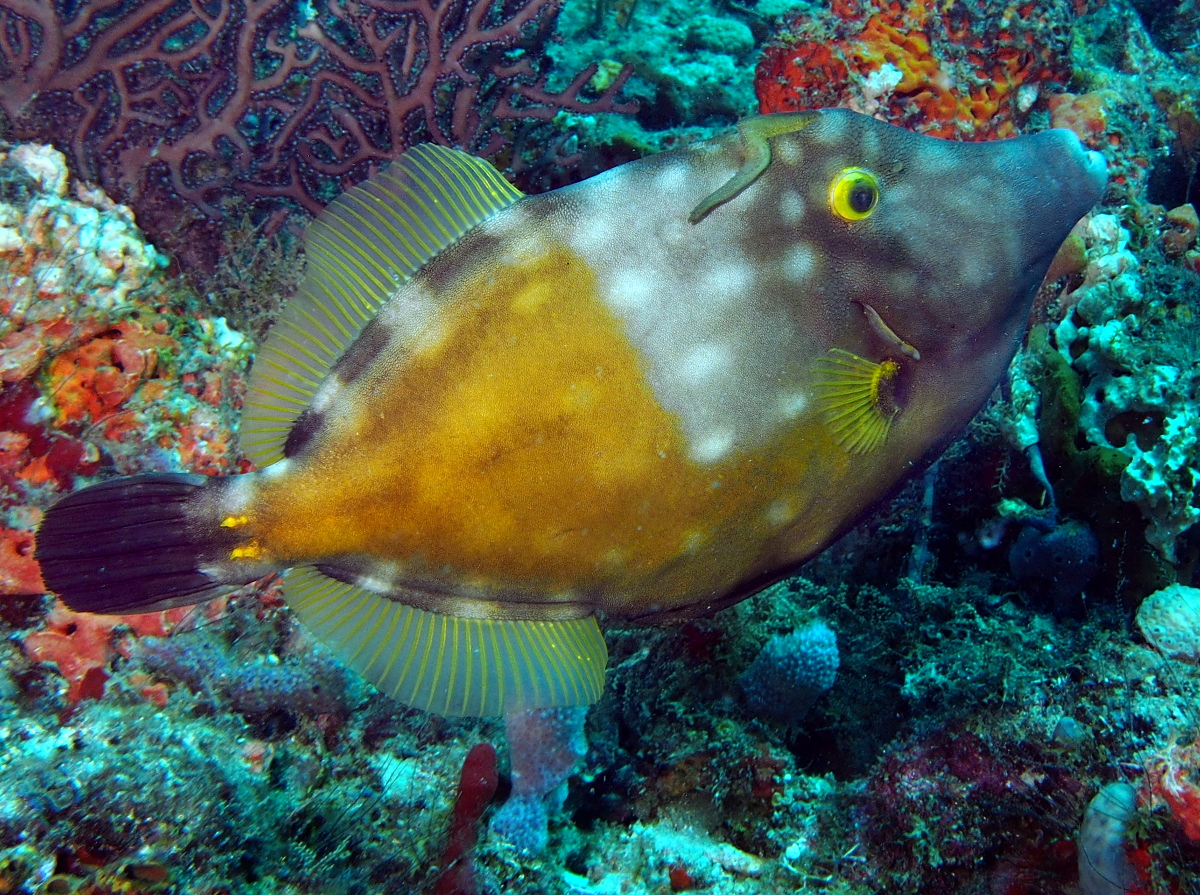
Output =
[
  {"x1": 0, "y1": 142, "x2": 252, "y2": 699},
  {"x1": 755, "y1": 0, "x2": 1092, "y2": 138}
]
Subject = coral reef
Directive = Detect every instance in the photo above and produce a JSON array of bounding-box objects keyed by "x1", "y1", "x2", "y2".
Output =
[
  {"x1": 855, "y1": 727, "x2": 1072, "y2": 888},
  {"x1": 1008, "y1": 519, "x2": 1100, "y2": 618},
  {"x1": 1006, "y1": 206, "x2": 1200, "y2": 572},
  {"x1": 3, "y1": 2, "x2": 1200, "y2": 894},
  {"x1": 133, "y1": 627, "x2": 353, "y2": 731},
  {"x1": 755, "y1": 0, "x2": 1092, "y2": 137},
  {"x1": 1054, "y1": 213, "x2": 1200, "y2": 562},
  {"x1": 1144, "y1": 734, "x2": 1200, "y2": 848},
  {"x1": 23, "y1": 601, "x2": 190, "y2": 704},
  {"x1": 0, "y1": 142, "x2": 252, "y2": 706},
  {"x1": 544, "y1": 0, "x2": 786, "y2": 164},
  {"x1": 0, "y1": 143, "x2": 249, "y2": 484},
  {"x1": 0, "y1": 0, "x2": 635, "y2": 273},
  {"x1": 1136, "y1": 583, "x2": 1200, "y2": 662}
]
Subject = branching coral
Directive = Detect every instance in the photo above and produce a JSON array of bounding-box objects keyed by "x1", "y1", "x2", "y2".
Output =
[{"x1": 0, "y1": 0, "x2": 635, "y2": 272}]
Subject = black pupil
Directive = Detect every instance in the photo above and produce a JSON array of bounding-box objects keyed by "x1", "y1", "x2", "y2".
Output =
[{"x1": 849, "y1": 182, "x2": 875, "y2": 213}]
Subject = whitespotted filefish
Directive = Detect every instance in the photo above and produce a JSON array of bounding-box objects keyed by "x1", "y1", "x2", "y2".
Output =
[{"x1": 36, "y1": 110, "x2": 1106, "y2": 716}]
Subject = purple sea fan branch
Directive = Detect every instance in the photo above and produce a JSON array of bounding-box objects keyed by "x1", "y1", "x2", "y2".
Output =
[
  {"x1": 0, "y1": 0, "x2": 65, "y2": 111},
  {"x1": 496, "y1": 59, "x2": 635, "y2": 122},
  {"x1": 1, "y1": 0, "x2": 635, "y2": 274}
]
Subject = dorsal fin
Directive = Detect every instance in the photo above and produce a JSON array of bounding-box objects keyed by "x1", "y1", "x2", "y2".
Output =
[{"x1": 240, "y1": 144, "x2": 524, "y2": 467}]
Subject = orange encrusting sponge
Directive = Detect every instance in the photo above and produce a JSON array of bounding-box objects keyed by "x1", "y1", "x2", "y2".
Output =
[{"x1": 756, "y1": 0, "x2": 1096, "y2": 141}]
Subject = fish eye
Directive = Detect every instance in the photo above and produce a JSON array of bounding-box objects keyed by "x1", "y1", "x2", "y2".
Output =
[{"x1": 829, "y1": 168, "x2": 880, "y2": 221}]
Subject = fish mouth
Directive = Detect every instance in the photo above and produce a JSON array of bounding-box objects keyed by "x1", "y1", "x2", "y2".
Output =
[
  {"x1": 1045, "y1": 128, "x2": 1108, "y2": 207},
  {"x1": 1082, "y1": 148, "x2": 1108, "y2": 197}
]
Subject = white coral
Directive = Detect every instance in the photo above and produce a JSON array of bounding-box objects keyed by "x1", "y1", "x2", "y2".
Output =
[
  {"x1": 0, "y1": 144, "x2": 169, "y2": 324},
  {"x1": 1049, "y1": 214, "x2": 1200, "y2": 561}
]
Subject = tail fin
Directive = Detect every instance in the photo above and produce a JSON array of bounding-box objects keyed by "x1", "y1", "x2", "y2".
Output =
[{"x1": 35, "y1": 473, "x2": 274, "y2": 614}]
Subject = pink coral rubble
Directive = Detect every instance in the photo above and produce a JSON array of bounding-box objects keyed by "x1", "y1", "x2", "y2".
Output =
[
  {"x1": 0, "y1": 145, "x2": 253, "y2": 702},
  {"x1": 756, "y1": 0, "x2": 1093, "y2": 139}
]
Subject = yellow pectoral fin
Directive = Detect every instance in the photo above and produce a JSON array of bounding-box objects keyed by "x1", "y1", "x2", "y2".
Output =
[
  {"x1": 813, "y1": 349, "x2": 903, "y2": 455},
  {"x1": 281, "y1": 566, "x2": 607, "y2": 717}
]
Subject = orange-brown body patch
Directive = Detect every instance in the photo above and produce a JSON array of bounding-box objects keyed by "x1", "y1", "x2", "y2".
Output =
[{"x1": 249, "y1": 246, "x2": 857, "y2": 616}]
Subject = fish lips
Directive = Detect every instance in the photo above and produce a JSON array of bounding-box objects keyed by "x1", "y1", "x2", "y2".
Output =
[{"x1": 1019, "y1": 128, "x2": 1108, "y2": 277}]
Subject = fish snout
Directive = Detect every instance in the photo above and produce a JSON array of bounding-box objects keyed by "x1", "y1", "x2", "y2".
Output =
[
  {"x1": 1041, "y1": 127, "x2": 1109, "y2": 217},
  {"x1": 1007, "y1": 128, "x2": 1108, "y2": 281}
]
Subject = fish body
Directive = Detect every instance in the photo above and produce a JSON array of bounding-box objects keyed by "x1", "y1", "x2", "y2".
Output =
[{"x1": 36, "y1": 110, "x2": 1106, "y2": 715}]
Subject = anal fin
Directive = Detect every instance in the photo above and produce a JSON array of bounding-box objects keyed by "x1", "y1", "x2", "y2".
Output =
[{"x1": 282, "y1": 566, "x2": 607, "y2": 717}]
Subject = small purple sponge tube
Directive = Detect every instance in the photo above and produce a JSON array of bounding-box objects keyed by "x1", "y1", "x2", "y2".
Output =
[{"x1": 490, "y1": 706, "x2": 588, "y2": 855}]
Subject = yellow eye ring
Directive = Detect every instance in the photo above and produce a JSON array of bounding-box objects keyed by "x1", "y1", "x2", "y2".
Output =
[{"x1": 829, "y1": 168, "x2": 880, "y2": 221}]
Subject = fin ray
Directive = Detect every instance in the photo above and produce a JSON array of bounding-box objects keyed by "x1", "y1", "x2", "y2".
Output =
[
  {"x1": 242, "y1": 145, "x2": 523, "y2": 467},
  {"x1": 813, "y1": 349, "x2": 902, "y2": 454},
  {"x1": 282, "y1": 567, "x2": 605, "y2": 716}
]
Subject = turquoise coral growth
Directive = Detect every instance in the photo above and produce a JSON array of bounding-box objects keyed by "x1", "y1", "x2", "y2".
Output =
[{"x1": 738, "y1": 620, "x2": 838, "y2": 727}]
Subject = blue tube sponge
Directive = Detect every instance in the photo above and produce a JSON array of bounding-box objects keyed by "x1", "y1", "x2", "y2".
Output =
[
  {"x1": 1078, "y1": 782, "x2": 1137, "y2": 895},
  {"x1": 738, "y1": 620, "x2": 838, "y2": 725},
  {"x1": 490, "y1": 706, "x2": 588, "y2": 856}
]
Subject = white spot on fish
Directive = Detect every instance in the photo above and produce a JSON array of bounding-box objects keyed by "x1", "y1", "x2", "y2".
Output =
[
  {"x1": 700, "y1": 260, "x2": 753, "y2": 299},
  {"x1": 654, "y1": 163, "x2": 689, "y2": 196},
  {"x1": 357, "y1": 561, "x2": 401, "y2": 592},
  {"x1": 766, "y1": 498, "x2": 793, "y2": 526},
  {"x1": 607, "y1": 268, "x2": 657, "y2": 311},
  {"x1": 223, "y1": 474, "x2": 260, "y2": 512},
  {"x1": 682, "y1": 343, "x2": 726, "y2": 382},
  {"x1": 779, "y1": 392, "x2": 809, "y2": 418},
  {"x1": 692, "y1": 429, "x2": 735, "y2": 463},
  {"x1": 780, "y1": 191, "x2": 806, "y2": 224},
  {"x1": 776, "y1": 141, "x2": 803, "y2": 166},
  {"x1": 262, "y1": 458, "x2": 292, "y2": 479},
  {"x1": 377, "y1": 283, "x2": 447, "y2": 354},
  {"x1": 782, "y1": 243, "x2": 818, "y2": 284},
  {"x1": 310, "y1": 377, "x2": 341, "y2": 414}
]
